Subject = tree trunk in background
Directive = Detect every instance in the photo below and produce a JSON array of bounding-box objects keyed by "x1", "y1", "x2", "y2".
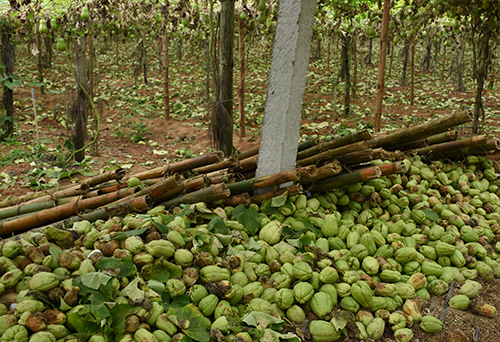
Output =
[
  {"x1": 43, "y1": 36, "x2": 52, "y2": 68},
  {"x1": 36, "y1": 19, "x2": 44, "y2": 93},
  {"x1": 473, "y1": 27, "x2": 491, "y2": 133},
  {"x1": 352, "y1": 34, "x2": 357, "y2": 99},
  {"x1": 401, "y1": 40, "x2": 409, "y2": 85},
  {"x1": 143, "y1": 41, "x2": 147, "y2": 85},
  {"x1": 388, "y1": 35, "x2": 394, "y2": 78},
  {"x1": 238, "y1": 14, "x2": 245, "y2": 138},
  {"x1": 88, "y1": 24, "x2": 94, "y2": 101},
  {"x1": 410, "y1": 39, "x2": 415, "y2": 106},
  {"x1": 161, "y1": 4, "x2": 170, "y2": 120},
  {"x1": 206, "y1": 0, "x2": 215, "y2": 105},
  {"x1": 2, "y1": 22, "x2": 14, "y2": 139},
  {"x1": 326, "y1": 34, "x2": 330, "y2": 72},
  {"x1": 73, "y1": 36, "x2": 89, "y2": 162},
  {"x1": 364, "y1": 38, "x2": 373, "y2": 64},
  {"x1": 422, "y1": 39, "x2": 431, "y2": 71},
  {"x1": 441, "y1": 43, "x2": 447, "y2": 83},
  {"x1": 341, "y1": 32, "x2": 350, "y2": 117},
  {"x1": 210, "y1": 0, "x2": 235, "y2": 157},
  {"x1": 457, "y1": 38, "x2": 466, "y2": 92},
  {"x1": 374, "y1": 0, "x2": 390, "y2": 132}
]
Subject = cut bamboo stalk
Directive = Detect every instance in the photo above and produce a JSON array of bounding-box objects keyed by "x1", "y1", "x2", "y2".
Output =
[
  {"x1": 412, "y1": 135, "x2": 487, "y2": 156},
  {"x1": 378, "y1": 161, "x2": 407, "y2": 176},
  {"x1": 35, "y1": 195, "x2": 153, "y2": 231},
  {"x1": 148, "y1": 175, "x2": 210, "y2": 205},
  {"x1": 301, "y1": 161, "x2": 343, "y2": 184},
  {"x1": 193, "y1": 156, "x2": 239, "y2": 174},
  {"x1": 297, "y1": 141, "x2": 367, "y2": 167},
  {"x1": 234, "y1": 155, "x2": 258, "y2": 173},
  {"x1": 95, "y1": 178, "x2": 165, "y2": 195},
  {"x1": 250, "y1": 184, "x2": 303, "y2": 204},
  {"x1": 127, "y1": 152, "x2": 224, "y2": 180},
  {"x1": 137, "y1": 174, "x2": 184, "y2": 200},
  {"x1": 0, "y1": 183, "x2": 78, "y2": 209},
  {"x1": 466, "y1": 139, "x2": 500, "y2": 155},
  {"x1": 438, "y1": 138, "x2": 500, "y2": 158},
  {"x1": 184, "y1": 175, "x2": 209, "y2": 192},
  {"x1": 310, "y1": 166, "x2": 382, "y2": 192},
  {"x1": 338, "y1": 149, "x2": 374, "y2": 165},
  {"x1": 241, "y1": 170, "x2": 256, "y2": 180},
  {"x1": 297, "y1": 129, "x2": 371, "y2": 160},
  {"x1": 0, "y1": 186, "x2": 142, "y2": 236},
  {"x1": 167, "y1": 152, "x2": 224, "y2": 174},
  {"x1": 206, "y1": 169, "x2": 233, "y2": 184},
  {"x1": 372, "y1": 148, "x2": 384, "y2": 160},
  {"x1": 0, "y1": 200, "x2": 56, "y2": 220},
  {"x1": 227, "y1": 165, "x2": 316, "y2": 195},
  {"x1": 427, "y1": 130, "x2": 458, "y2": 145},
  {"x1": 389, "y1": 138, "x2": 428, "y2": 151},
  {"x1": 237, "y1": 146, "x2": 259, "y2": 160},
  {"x1": 19, "y1": 168, "x2": 126, "y2": 207},
  {"x1": 225, "y1": 193, "x2": 250, "y2": 206},
  {"x1": 368, "y1": 110, "x2": 473, "y2": 149},
  {"x1": 160, "y1": 184, "x2": 231, "y2": 209},
  {"x1": 298, "y1": 139, "x2": 317, "y2": 152}
]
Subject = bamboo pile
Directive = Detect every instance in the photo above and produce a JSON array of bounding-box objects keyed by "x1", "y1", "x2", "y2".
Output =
[{"x1": 1, "y1": 109, "x2": 498, "y2": 237}]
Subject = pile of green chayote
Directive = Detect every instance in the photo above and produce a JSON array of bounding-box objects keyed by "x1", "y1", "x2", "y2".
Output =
[{"x1": 0, "y1": 154, "x2": 499, "y2": 342}]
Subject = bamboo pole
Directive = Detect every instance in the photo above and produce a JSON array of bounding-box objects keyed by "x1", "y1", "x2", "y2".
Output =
[
  {"x1": 368, "y1": 110, "x2": 473, "y2": 149},
  {"x1": 0, "y1": 200, "x2": 56, "y2": 220},
  {"x1": 374, "y1": 0, "x2": 390, "y2": 132},
  {"x1": 227, "y1": 166, "x2": 315, "y2": 195},
  {"x1": 33, "y1": 195, "x2": 153, "y2": 232},
  {"x1": 0, "y1": 186, "x2": 143, "y2": 236},
  {"x1": 298, "y1": 139, "x2": 317, "y2": 152},
  {"x1": 466, "y1": 139, "x2": 500, "y2": 154},
  {"x1": 310, "y1": 166, "x2": 382, "y2": 192},
  {"x1": 135, "y1": 174, "x2": 184, "y2": 200},
  {"x1": 412, "y1": 135, "x2": 487, "y2": 156},
  {"x1": 160, "y1": 184, "x2": 231, "y2": 209},
  {"x1": 301, "y1": 161, "x2": 343, "y2": 184},
  {"x1": 431, "y1": 138, "x2": 498, "y2": 158},
  {"x1": 338, "y1": 149, "x2": 374, "y2": 165},
  {"x1": 378, "y1": 161, "x2": 406, "y2": 176},
  {"x1": 0, "y1": 183, "x2": 76, "y2": 209},
  {"x1": 234, "y1": 155, "x2": 258, "y2": 173},
  {"x1": 5, "y1": 168, "x2": 126, "y2": 209},
  {"x1": 297, "y1": 129, "x2": 371, "y2": 160},
  {"x1": 392, "y1": 139, "x2": 428, "y2": 151},
  {"x1": 237, "y1": 145, "x2": 259, "y2": 160},
  {"x1": 250, "y1": 184, "x2": 303, "y2": 204},
  {"x1": 206, "y1": 169, "x2": 232, "y2": 183},
  {"x1": 427, "y1": 130, "x2": 459, "y2": 145},
  {"x1": 372, "y1": 148, "x2": 384, "y2": 160},
  {"x1": 127, "y1": 152, "x2": 224, "y2": 180},
  {"x1": 225, "y1": 193, "x2": 250, "y2": 206},
  {"x1": 193, "y1": 156, "x2": 239, "y2": 174},
  {"x1": 297, "y1": 141, "x2": 367, "y2": 167}
]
